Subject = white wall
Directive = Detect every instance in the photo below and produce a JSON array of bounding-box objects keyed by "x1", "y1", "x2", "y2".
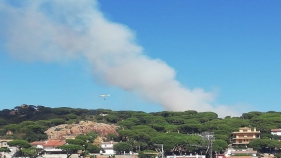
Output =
[{"x1": 271, "y1": 131, "x2": 281, "y2": 136}]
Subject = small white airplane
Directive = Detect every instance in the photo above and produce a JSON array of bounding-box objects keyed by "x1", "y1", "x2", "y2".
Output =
[{"x1": 100, "y1": 94, "x2": 110, "y2": 100}]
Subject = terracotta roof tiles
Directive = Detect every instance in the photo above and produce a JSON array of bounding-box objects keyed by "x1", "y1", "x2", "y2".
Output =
[{"x1": 30, "y1": 140, "x2": 66, "y2": 147}]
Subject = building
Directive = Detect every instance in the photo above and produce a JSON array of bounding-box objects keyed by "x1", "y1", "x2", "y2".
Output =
[
  {"x1": 30, "y1": 140, "x2": 71, "y2": 158},
  {"x1": 232, "y1": 127, "x2": 260, "y2": 145},
  {"x1": 100, "y1": 141, "x2": 117, "y2": 155},
  {"x1": 216, "y1": 154, "x2": 226, "y2": 158},
  {"x1": 30, "y1": 139, "x2": 66, "y2": 150},
  {"x1": 225, "y1": 148, "x2": 257, "y2": 156},
  {"x1": 166, "y1": 154, "x2": 206, "y2": 158},
  {"x1": 0, "y1": 139, "x2": 18, "y2": 158},
  {"x1": 271, "y1": 129, "x2": 281, "y2": 136},
  {"x1": 0, "y1": 139, "x2": 12, "y2": 148}
]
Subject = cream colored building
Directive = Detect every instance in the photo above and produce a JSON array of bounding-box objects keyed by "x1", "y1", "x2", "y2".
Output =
[
  {"x1": 232, "y1": 127, "x2": 260, "y2": 145},
  {"x1": 0, "y1": 139, "x2": 13, "y2": 148},
  {"x1": 0, "y1": 139, "x2": 17, "y2": 158}
]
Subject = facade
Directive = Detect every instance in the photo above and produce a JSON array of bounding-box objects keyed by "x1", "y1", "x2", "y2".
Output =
[
  {"x1": 0, "y1": 139, "x2": 18, "y2": 158},
  {"x1": 216, "y1": 154, "x2": 226, "y2": 158},
  {"x1": 271, "y1": 129, "x2": 281, "y2": 136},
  {"x1": 30, "y1": 139, "x2": 66, "y2": 150},
  {"x1": 232, "y1": 127, "x2": 260, "y2": 145},
  {"x1": 225, "y1": 148, "x2": 257, "y2": 156},
  {"x1": 30, "y1": 140, "x2": 69, "y2": 158},
  {"x1": 166, "y1": 154, "x2": 206, "y2": 158},
  {"x1": 100, "y1": 141, "x2": 117, "y2": 155},
  {"x1": 0, "y1": 139, "x2": 12, "y2": 148}
]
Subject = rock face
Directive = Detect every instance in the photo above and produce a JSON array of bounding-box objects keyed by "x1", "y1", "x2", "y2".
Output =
[{"x1": 45, "y1": 121, "x2": 118, "y2": 140}]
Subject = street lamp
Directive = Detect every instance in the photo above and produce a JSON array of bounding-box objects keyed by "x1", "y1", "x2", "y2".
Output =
[{"x1": 154, "y1": 144, "x2": 164, "y2": 158}]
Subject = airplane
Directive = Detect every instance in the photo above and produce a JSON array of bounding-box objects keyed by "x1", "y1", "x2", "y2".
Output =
[{"x1": 100, "y1": 94, "x2": 110, "y2": 100}]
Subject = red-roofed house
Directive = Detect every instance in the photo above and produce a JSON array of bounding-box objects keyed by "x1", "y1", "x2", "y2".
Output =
[
  {"x1": 31, "y1": 140, "x2": 66, "y2": 150},
  {"x1": 31, "y1": 140, "x2": 68, "y2": 157}
]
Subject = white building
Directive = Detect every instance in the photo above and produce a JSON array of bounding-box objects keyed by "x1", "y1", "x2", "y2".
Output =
[
  {"x1": 100, "y1": 141, "x2": 117, "y2": 155},
  {"x1": 166, "y1": 154, "x2": 206, "y2": 158},
  {"x1": 225, "y1": 148, "x2": 257, "y2": 157},
  {"x1": 271, "y1": 129, "x2": 281, "y2": 136}
]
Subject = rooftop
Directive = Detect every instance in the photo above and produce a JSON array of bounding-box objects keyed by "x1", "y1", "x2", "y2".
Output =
[{"x1": 31, "y1": 140, "x2": 66, "y2": 147}]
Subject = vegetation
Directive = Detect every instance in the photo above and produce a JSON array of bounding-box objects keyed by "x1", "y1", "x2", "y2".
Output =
[
  {"x1": 1, "y1": 105, "x2": 281, "y2": 157},
  {"x1": 113, "y1": 142, "x2": 132, "y2": 154},
  {"x1": 0, "y1": 147, "x2": 10, "y2": 152},
  {"x1": 7, "y1": 139, "x2": 34, "y2": 157},
  {"x1": 57, "y1": 133, "x2": 101, "y2": 158},
  {"x1": 57, "y1": 144, "x2": 84, "y2": 158}
]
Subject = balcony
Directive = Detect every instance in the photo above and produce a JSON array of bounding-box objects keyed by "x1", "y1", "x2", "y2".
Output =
[{"x1": 233, "y1": 137, "x2": 257, "y2": 140}]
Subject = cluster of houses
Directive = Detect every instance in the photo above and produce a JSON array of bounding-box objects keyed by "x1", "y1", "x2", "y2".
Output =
[
  {"x1": 0, "y1": 139, "x2": 116, "y2": 158},
  {"x1": 1, "y1": 127, "x2": 281, "y2": 158}
]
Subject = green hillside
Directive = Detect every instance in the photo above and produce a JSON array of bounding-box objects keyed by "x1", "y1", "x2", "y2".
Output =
[{"x1": 1, "y1": 104, "x2": 281, "y2": 156}]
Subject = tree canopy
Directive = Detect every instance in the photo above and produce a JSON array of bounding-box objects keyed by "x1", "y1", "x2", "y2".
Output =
[{"x1": 2, "y1": 105, "x2": 281, "y2": 157}]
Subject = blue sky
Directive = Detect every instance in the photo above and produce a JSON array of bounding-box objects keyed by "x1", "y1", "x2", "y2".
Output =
[{"x1": 0, "y1": 0, "x2": 280, "y2": 117}]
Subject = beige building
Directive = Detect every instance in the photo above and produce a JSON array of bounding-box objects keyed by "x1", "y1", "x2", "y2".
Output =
[
  {"x1": 0, "y1": 139, "x2": 13, "y2": 148},
  {"x1": 232, "y1": 127, "x2": 260, "y2": 145}
]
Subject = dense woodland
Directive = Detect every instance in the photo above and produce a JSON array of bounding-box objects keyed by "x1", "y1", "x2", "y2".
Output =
[{"x1": 1, "y1": 104, "x2": 281, "y2": 157}]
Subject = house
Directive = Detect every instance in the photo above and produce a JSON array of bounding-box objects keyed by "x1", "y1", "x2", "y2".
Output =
[
  {"x1": 0, "y1": 139, "x2": 18, "y2": 158},
  {"x1": 100, "y1": 141, "x2": 117, "y2": 155},
  {"x1": 271, "y1": 129, "x2": 281, "y2": 136},
  {"x1": 225, "y1": 148, "x2": 257, "y2": 157},
  {"x1": 30, "y1": 139, "x2": 66, "y2": 150},
  {"x1": 232, "y1": 127, "x2": 260, "y2": 145},
  {"x1": 30, "y1": 140, "x2": 70, "y2": 157},
  {"x1": 0, "y1": 139, "x2": 12, "y2": 148}
]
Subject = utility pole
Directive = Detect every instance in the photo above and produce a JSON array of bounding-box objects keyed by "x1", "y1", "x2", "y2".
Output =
[
  {"x1": 210, "y1": 138, "x2": 213, "y2": 158},
  {"x1": 154, "y1": 144, "x2": 164, "y2": 158},
  {"x1": 162, "y1": 144, "x2": 164, "y2": 158},
  {"x1": 201, "y1": 132, "x2": 215, "y2": 158}
]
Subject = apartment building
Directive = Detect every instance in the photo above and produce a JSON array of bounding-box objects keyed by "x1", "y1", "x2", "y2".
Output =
[{"x1": 232, "y1": 127, "x2": 260, "y2": 145}]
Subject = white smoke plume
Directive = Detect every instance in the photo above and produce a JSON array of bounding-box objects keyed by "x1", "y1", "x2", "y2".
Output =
[{"x1": 0, "y1": 0, "x2": 248, "y2": 117}]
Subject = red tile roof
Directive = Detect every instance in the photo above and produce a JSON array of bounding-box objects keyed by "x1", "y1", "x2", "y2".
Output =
[{"x1": 30, "y1": 140, "x2": 66, "y2": 147}]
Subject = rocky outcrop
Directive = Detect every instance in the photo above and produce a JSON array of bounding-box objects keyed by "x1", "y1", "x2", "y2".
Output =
[{"x1": 45, "y1": 121, "x2": 118, "y2": 140}]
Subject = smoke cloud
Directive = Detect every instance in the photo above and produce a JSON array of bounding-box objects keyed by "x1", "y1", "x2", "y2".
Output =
[{"x1": 0, "y1": 0, "x2": 247, "y2": 117}]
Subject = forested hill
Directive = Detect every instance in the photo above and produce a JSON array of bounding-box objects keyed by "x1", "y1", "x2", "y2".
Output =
[
  {"x1": 0, "y1": 104, "x2": 97, "y2": 124},
  {"x1": 1, "y1": 104, "x2": 281, "y2": 155},
  {"x1": 0, "y1": 104, "x2": 280, "y2": 135},
  {"x1": 0, "y1": 104, "x2": 281, "y2": 143}
]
